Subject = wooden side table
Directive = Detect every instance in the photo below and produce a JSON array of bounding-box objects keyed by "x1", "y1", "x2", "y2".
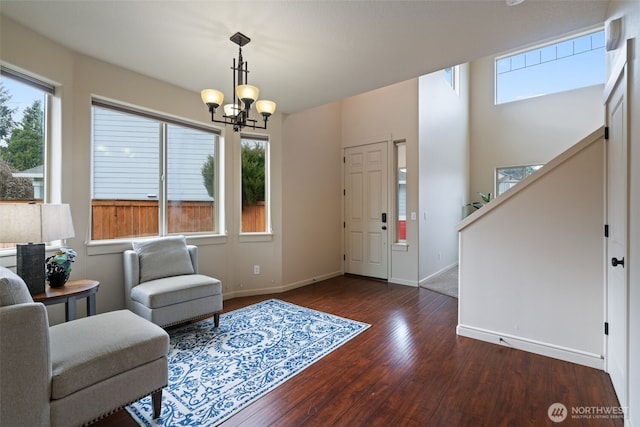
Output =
[{"x1": 32, "y1": 279, "x2": 100, "y2": 322}]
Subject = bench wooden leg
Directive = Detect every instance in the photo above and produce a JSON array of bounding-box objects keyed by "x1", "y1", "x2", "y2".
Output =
[
  {"x1": 152, "y1": 389, "x2": 163, "y2": 418},
  {"x1": 214, "y1": 312, "x2": 220, "y2": 328}
]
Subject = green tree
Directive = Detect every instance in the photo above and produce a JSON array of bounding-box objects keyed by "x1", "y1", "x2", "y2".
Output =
[
  {"x1": 3, "y1": 99, "x2": 43, "y2": 171},
  {"x1": 0, "y1": 157, "x2": 34, "y2": 199},
  {"x1": 201, "y1": 154, "x2": 215, "y2": 199},
  {"x1": 0, "y1": 82, "x2": 17, "y2": 143},
  {"x1": 241, "y1": 141, "x2": 265, "y2": 206}
]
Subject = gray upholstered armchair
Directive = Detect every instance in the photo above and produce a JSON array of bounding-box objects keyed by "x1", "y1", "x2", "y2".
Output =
[
  {"x1": 0, "y1": 266, "x2": 169, "y2": 426},
  {"x1": 123, "y1": 235, "x2": 222, "y2": 328}
]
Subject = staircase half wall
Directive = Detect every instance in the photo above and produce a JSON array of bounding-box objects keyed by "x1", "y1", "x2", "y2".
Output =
[{"x1": 457, "y1": 127, "x2": 605, "y2": 369}]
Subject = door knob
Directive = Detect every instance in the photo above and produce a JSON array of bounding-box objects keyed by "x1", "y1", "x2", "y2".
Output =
[
  {"x1": 612, "y1": 257, "x2": 625, "y2": 267},
  {"x1": 381, "y1": 226, "x2": 387, "y2": 230}
]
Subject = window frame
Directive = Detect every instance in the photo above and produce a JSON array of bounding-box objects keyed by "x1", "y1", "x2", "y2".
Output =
[
  {"x1": 495, "y1": 164, "x2": 544, "y2": 196},
  {"x1": 90, "y1": 98, "x2": 223, "y2": 243},
  {"x1": 494, "y1": 27, "x2": 605, "y2": 105},
  {"x1": 0, "y1": 67, "x2": 55, "y2": 254}
]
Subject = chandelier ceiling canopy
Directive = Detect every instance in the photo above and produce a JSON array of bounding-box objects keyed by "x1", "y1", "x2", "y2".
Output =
[{"x1": 201, "y1": 32, "x2": 276, "y2": 132}]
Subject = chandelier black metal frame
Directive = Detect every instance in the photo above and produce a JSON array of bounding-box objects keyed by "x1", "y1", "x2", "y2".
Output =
[{"x1": 201, "y1": 32, "x2": 276, "y2": 132}]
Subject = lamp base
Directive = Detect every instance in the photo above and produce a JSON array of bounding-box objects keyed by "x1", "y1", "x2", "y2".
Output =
[{"x1": 16, "y1": 243, "x2": 45, "y2": 295}]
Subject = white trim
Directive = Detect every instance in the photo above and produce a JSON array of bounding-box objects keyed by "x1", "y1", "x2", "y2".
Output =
[
  {"x1": 419, "y1": 262, "x2": 458, "y2": 285},
  {"x1": 388, "y1": 277, "x2": 418, "y2": 287},
  {"x1": 603, "y1": 39, "x2": 628, "y2": 103},
  {"x1": 222, "y1": 271, "x2": 343, "y2": 300},
  {"x1": 457, "y1": 324, "x2": 604, "y2": 370}
]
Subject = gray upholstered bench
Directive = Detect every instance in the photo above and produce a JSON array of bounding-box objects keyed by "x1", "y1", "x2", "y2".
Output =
[
  {"x1": 124, "y1": 236, "x2": 223, "y2": 328},
  {"x1": 0, "y1": 267, "x2": 169, "y2": 426}
]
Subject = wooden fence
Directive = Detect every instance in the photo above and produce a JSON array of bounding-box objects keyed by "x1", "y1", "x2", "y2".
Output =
[{"x1": 91, "y1": 200, "x2": 265, "y2": 240}]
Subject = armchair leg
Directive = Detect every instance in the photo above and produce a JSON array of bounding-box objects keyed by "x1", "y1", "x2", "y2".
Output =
[
  {"x1": 152, "y1": 389, "x2": 163, "y2": 418},
  {"x1": 214, "y1": 312, "x2": 220, "y2": 328}
]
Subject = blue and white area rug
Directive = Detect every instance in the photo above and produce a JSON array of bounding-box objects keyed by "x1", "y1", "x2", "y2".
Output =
[{"x1": 127, "y1": 299, "x2": 370, "y2": 426}]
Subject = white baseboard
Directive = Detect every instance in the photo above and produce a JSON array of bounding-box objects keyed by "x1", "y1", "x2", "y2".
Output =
[
  {"x1": 419, "y1": 262, "x2": 458, "y2": 286},
  {"x1": 223, "y1": 271, "x2": 343, "y2": 300},
  {"x1": 457, "y1": 324, "x2": 604, "y2": 370},
  {"x1": 388, "y1": 277, "x2": 418, "y2": 287}
]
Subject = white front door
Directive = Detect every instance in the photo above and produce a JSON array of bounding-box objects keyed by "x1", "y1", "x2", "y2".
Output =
[
  {"x1": 605, "y1": 63, "x2": 628, "y2": 409},
  {"x1": 344, "y1": 142, "x2": 388, "y2": 279}
]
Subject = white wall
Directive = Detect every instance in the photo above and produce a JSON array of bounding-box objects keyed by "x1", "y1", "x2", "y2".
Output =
[
  {"x1": 340, "y1": 79, "x2": 420, "y2": 285},
  {"x1": 606, "y1": 2, "x2": 640, "y2": 425},
  {"x1": 458, "y1": 130, "x2": 605, "y2": 369},
  {"x1": 418, "y1": 66, "x2": 470, "y2": 281},
  {"x1": 281, "y1": 102, "x2": 344, "y2": 287},
  {"x1": 469, "y1": 54, "x2": 604, "y2": 201}
]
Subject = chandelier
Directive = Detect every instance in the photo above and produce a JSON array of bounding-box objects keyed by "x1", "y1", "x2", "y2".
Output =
[{"x1": 201, "y1": 32, "x2": 276, "y2": 132}]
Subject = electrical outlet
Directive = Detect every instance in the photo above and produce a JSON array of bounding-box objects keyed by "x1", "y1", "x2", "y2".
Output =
[{"x1": 253, "y1": 265, "x2": 260, "y2": 275}]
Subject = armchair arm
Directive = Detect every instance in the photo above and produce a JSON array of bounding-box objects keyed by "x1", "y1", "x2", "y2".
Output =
[
  {"x1": 0, "y1": 303, "x2": 51, "y2": 426},
  {"x1": 123, "y1": 249, "x2": 141, "y2": 299},
  {"x1": 187, "y1": 245, "x2": 199, "y2": 274}
]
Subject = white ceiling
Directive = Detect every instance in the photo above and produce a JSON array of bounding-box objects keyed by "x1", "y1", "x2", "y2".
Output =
[{"x1": 1, "y1": 0, "x2": 610, "y2": 114}]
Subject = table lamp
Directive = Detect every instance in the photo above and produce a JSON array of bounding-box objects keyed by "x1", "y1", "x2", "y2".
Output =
[{"x1": 0, "y1": 203, "x2": 75, "y2": 294}]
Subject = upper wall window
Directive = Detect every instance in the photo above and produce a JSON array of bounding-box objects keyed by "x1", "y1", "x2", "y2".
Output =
[
  {"x1": 91, "y1": 100, "x2": 221, "y2": 241},
  {"x1": 495, "y1": 29, "x2": 605, "y2": 104},
  {"x1": 240, "y1": 134, "x2": 269, "y2": 234},
  {"x1": 444, "y1": 65, "x2": 459, "y2": 93}
]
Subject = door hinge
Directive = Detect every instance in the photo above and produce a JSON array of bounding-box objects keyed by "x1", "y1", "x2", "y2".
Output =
[
  {"x1": 343, "y1": 189, "x2": 346, "y2": 196},
  {"x1": 604, "y1": 126, "x2": 609, "y2": 140},
  {"x1": 343, "y1": 254, "x2": 346, "y2": 261},
  {"x1": 604, "y1": 224, "x2": 609, "y2": 238},
  {"x1": 604, "y1": 322, "x2": 609, "y2": 335},
  {"x1": 343, "y1": 222, "x2": 346, "y2": 229},
  {"x1": 343, "y1": 156, "x2": 346, "y2": 163}
]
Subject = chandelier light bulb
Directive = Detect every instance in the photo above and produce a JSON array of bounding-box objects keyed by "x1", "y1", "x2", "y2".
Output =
[
  {"x1": 223, "y1": 103, "x2": 241, "y2": 118},
  {"x1": 236, "y1": 85, "x2": 259, "y2": 107},
  {"x1": 201, "y1": 89, "x2": 224, "y2": 109},
  {"x1": 256, "y1": 100, "x2": 276, "y2": 117}
]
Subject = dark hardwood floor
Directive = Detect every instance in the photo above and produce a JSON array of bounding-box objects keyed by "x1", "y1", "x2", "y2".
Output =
[{"x1": 96, "y1": 275, "x2": 622, "y2": 426}]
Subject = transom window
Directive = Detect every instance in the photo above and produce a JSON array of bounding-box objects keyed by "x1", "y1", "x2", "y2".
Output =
[
  {"x1": 495, "y1": 29, "x2": 604, "y2": 104},
  {"x1": 91, "y1": 100, "x2": 220, "y2": 241}
]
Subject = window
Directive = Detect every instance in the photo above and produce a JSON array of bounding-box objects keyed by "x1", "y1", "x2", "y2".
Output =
[
  {"x1": 240, "y1": 134, "x2": 269, "y2": 233},
  {"x1": 496, "y1": 164, "x2": 543, "y2": 196},
  {"x1": 444, "y1": 65, "x2": 459, "y2": 92},
  {"x1": 495, "y1": 29, "x2": 604, "y2": 104},
  {"x1": 1, "y1": 67, "x2": 52, "y2": 249},
  {"x1": 91, "y1": 100, "x2": 220, "y2": 241},
  {"x1": 395, "y1": 141, "x2": 407, "y2": 243}
]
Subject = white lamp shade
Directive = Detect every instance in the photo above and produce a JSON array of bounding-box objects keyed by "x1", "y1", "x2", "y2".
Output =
[
  {"x1": 236, "y1": 85, "x2": 259, "y2": 104},
  {"x1": 201, "y1": 89, "x2": 224, "y2": 108},
  {"x1": 256, "y1": 100, "x2": 276, "y2": 116},
  {"x1": 0, "y1": 203, "x2": 75, "y2": 243},
  {"x1": 223, "y1": 104, "x2": 241, "y2": 117}
]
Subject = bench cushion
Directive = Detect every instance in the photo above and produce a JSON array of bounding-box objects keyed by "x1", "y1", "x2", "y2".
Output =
[
  {"x1": 49, "y1": 310, "x2": 169, "y2": 400},
  {"x1": 130, "y1": 274, "x2": 221, "y2": 309}
]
